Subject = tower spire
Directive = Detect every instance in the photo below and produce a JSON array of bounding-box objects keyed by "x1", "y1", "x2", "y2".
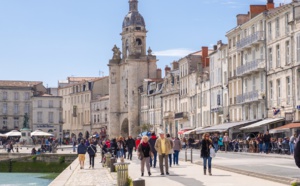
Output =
[{"x1": 129, "y1": 0, "x2": 138, "y2": 12}]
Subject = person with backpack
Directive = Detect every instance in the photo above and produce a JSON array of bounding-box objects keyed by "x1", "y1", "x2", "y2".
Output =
[
  {"x1": 87, "y1": 139, "x2": 97, "y2": 169},
  {"x1": 149, "y1": 132, "x2": 157, "y2": 168}
]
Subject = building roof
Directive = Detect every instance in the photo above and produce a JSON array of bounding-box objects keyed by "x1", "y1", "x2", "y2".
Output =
[
  {"x1": 62, "y1": 77, "x2": 106, "y2": 89},
  {"x1": 0, "y1": 80, "x2": 42, "y2": 87},
  {"x1": 67, "y1": 77, "x2": 100, "y2": 82}
]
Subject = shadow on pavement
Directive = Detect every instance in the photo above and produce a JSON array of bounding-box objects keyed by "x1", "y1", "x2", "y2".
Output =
[{"x1": 166, "y1": 176, "x2": 204, "y2": 186}]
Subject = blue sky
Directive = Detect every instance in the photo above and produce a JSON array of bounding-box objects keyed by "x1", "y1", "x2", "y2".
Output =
[{"x1": 0, "y1": 0, "x2": 290, "y2": 87}]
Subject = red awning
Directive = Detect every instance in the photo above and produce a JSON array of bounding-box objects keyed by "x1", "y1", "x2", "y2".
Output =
[
  {"x1": 272, "y1": 123, "x2": 300, "y2": 130},
  {"x1": 178, "y1": 129, "x2": 191, "y2": 135}
]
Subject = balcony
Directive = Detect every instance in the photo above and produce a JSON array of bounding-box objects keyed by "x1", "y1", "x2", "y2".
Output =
[
  {"x1": 236, "y1": 31, "x2": 265, "y2": 50},
  {"x1": 174, "y1": 112, "x2": 189, "y2": 121},
  {"x1": 211, "y1": 106, "x2": 223, "y2": 114},
  {"x1": 236, "y1": 59, "x2": 265, "y2": 77},
  {"x1": 236, "y1": 90, "x2": 265, "y2": 104},
  {"x1": 164, "y1": 111, "x2": 174, "y2": 120}
]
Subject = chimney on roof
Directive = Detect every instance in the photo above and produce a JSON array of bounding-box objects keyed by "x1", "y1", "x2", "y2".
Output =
[
  {"x1": 165, "y1": 65, "x2": 171, "y2": 76},
  {"x1": 202, "y1": 46, "x2": 209, "y2": 68},
  {"x1": 172, "y1": 61, "x2": 179, "y2": 70},
  {"x1": 267, "y1": 0, "x2": 274, "y2": 10},
  {"x1": 156, "y1": 68, "x2": 162, "y2": 79}
]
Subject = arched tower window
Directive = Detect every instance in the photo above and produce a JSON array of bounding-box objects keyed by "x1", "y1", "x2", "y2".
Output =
[{"x1": 136, "y1": 38, "x2": 142, "y2": 46}]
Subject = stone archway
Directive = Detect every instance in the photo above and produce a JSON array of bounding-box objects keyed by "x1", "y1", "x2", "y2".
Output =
[{"x1": 121, "y1": 118, "x2": 129, "y2": 137}]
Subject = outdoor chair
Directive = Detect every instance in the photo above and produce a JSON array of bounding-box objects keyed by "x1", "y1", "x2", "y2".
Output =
[
  {"x1": 281, "y1": 143, "x2": 290, "y2": 155},
  {"x1": 270, "y1": 143, "x2": 279, "y2": 153}
]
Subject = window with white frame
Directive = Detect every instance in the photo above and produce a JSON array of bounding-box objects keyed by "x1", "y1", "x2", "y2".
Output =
[
  {"x1": 286, "y1": 41, "x2": 290, "y2": 64},
  {"x1": 297, "y1": 34, "x2": 300, "y2": 62},
  {"x1": 3, "y1": 91, "x2": 7, "y2": 100},
  {"x1": 268, "y1": 22, "x2": 272, "y2": 40},
  {"x1": 276, "y1": 45, "x2": 280, "y2": 67},
  {"x1": 245, "y1": 79, "x2": 248, "y2": 93},
  {"x1": 48, "y1": 112, "x2": 54, "y2": 123},
  {"x1": 260, "y1": 47, "x2": 264, "y2": 59},
  {"x1": 3, "y1": 117, "x2": 7, "y2": 127},
  {"x1": 252, "y1": 76, "x2": 256, "y2": 91},
  {"x1": 277, "y1": 79, "x2": 281, "y2": 105},
  {"x1": 261, "y1": 73, "x2": 264, "y2": 92},
  {"x1": 14, "y1": 118, "x2": 19, "y2": 128},
  {"x1": 24, "y1": 92, "x2": 30, "y2": 100},
  {"x1": 14, "y1": 92, "x2": 19, "y2": 100},
  {"x1": 14, "y1": 104, "x2": 19, "y2": 114},
  {"x1": 2, "y1": 103, "x2": 7, "y2": 114},
  {"x1": 24, "y1": 103, "x2": 30, "y2": 114},
  {"x1": 286, "y1": 77, "x2": 291, "y2": 105},
  {"x1": 276, "y1": 18, "x2": 280, "y2": 37},
  {"x1": 38, "y1": 100, "x2": 42, "y2": 108},
  {"x1": 268, "y1": 48, "x2": 273, "y2": 70},
  {"x1": 49, "y1": 100, "x2": 53, "y2": 108},
  {"x1": 285, "y1": 13, "x2": 289, "y2": 34},
  {"x1": 270, "y1": 81, "x2": 273, "y2": 100},
  {"x1": 37, "y1": 112, "x2": 43, "y2": 123}
]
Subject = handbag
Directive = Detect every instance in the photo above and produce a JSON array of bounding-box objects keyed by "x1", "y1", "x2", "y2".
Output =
[{"x1": 210, "y1": 147, "x2": 216, "y2": 158}]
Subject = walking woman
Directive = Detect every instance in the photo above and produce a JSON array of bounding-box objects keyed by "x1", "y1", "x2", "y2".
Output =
[
  {"x1": 87, "y1": 139, "x2": 97, "y2": 169},
  {"x1": 173, "y1": 137, "x2": 182, "y2": 166},
  {"x1": 117, "y1": 136, "x2": 126, "y2": 158},
  {"x1": 138, "y1": 136, "x2": 153, "y2": 176},
  {"x1": 201, "y1": 133, "x2": 214, "y2": 176}
]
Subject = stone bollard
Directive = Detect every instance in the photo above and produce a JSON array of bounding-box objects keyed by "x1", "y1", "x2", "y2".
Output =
[
  {"x1": 114, "y1": 162, "x2": 130, "y2": 186},
  {"x1": 185, "y1": 148, "x2": 187, "y2": 162},
  {"x1": 110, "y1": 158, "x2": 116, "y2": 172},
  {"x1": 133, "y1": 178, "x2": 145, "y2": 186},
  {"x1": 105, "y1": 153, "x2": 112, "y2": 167}
]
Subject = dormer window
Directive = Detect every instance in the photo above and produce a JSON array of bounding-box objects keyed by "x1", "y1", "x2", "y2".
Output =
[{"x1": 136, "y1": 27, "x2": 141, "y2": 31}]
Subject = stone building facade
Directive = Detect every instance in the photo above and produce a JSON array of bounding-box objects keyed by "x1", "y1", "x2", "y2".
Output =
[
  {"x1": 31, "y1": 94, "x2": 63, "y2": 138},
  {"x1": 0, "y1": 81, "x2": 46, "y2": 132},
  {"x1": 108, "y1": 0, "x2": 158, "y2": 138}
]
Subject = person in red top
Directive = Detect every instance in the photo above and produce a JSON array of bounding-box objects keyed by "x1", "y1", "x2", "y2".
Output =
[
  {"x1": 106, "y1": 139, "x2": 111, "y2": 148},
  {"x1": 135, "y1": 137, "x2": 141, "y2": 151}
]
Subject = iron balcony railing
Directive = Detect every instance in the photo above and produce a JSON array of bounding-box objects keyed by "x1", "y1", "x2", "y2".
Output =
[
  {"x1": 236, "y1": 59, "x2": 265, "y2": 77},
  {"x1": 236, "y1": 31, "x2": 265, "y2": 50},
  {"x1": 236, "y1": 90, "x2": 261, "y2": 104}
]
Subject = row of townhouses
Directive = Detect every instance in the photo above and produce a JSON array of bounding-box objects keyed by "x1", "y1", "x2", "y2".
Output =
[{"x1": 139, "y1": 0, "x2": 300, "y2": 139}]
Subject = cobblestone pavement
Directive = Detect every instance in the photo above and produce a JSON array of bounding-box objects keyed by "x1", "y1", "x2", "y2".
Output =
[{"x1": 47, "y1": 147, "x2": 117, "y2": 186}]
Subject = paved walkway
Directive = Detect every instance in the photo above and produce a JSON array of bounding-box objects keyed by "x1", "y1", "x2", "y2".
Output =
[
  {"x1": 127, "y1": 153, "x2": 288, "y2": 186},
  {"x1": 49, "y1": 152, "x2": 116, "y2": 186}
]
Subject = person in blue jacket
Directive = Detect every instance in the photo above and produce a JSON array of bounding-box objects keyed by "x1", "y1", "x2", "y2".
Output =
[
  {"x1": 77, "y1": 139, "x2": 87, "y2": 169},
  {"x1": 87, "y1": 139, "x2": 97, "y2": 169}
]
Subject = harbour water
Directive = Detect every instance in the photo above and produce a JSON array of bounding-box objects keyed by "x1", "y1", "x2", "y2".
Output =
[{"x1": 0, "y1": 173, "x2": 53, "y2": 186}]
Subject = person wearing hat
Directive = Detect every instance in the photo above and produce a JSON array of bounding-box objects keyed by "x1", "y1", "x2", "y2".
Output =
[
  {"x1": 149, "y1": 132, "x2": 157, "y2": 168},
  {"x1": 154, "y1": 131, "x2": 172, "y2": 175}
]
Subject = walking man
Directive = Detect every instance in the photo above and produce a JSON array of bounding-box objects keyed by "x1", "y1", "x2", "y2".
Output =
[
  {"x1": 223, "y1": 133, "x2": 229, "y2": 152},
  {"x1": 155, "y1": 131, "x2": 171, "y2": 176},
  {"x1": 126, "y1": 136, "x2": 135, "y2": 160},
  {"x1": 77, "y1": 139, "x2": 87, "y2": 169},
  {"x1": 149, "y1": 132, "x2": 157, "y2": 168}
]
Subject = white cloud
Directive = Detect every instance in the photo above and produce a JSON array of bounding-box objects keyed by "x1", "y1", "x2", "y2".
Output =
[{"x1": 153, "y1": 48, "x2": 196, "y2": 57}]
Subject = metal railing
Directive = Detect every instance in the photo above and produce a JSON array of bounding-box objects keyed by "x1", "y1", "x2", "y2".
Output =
[
  {"x1": 236, "y1": 90, "x2": 260, "y2": 104},
  {"x1": 236, "y1": 59, "x2": 265, "y2": 77},
  {"x1": 237, "y1": 31, "x2": 265, "y2": 50}
]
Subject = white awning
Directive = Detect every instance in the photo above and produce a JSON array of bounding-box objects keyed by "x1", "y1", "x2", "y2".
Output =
[
  {"x1": 196, "y1": 120, "x2": 260, "y2": 134},
  {"x1": 240, "y1": 118, "x2": 285, "y2": 130}
]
